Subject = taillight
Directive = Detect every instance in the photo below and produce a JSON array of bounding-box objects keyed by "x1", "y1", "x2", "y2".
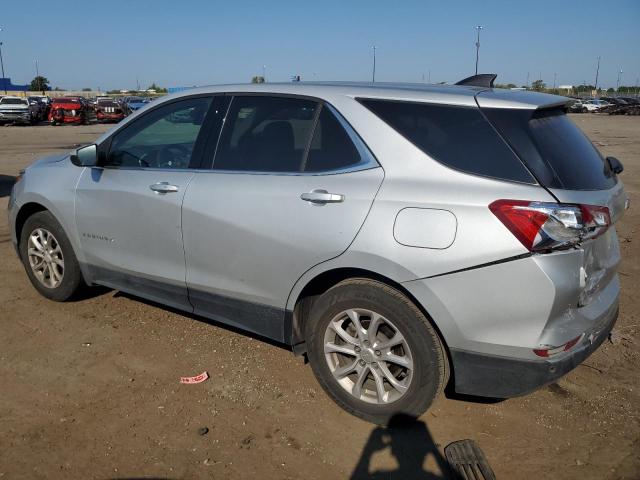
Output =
[
  {"x1": 489, "y1": 199, "x2": 611, "y2": 252},
  {"x1": 533, "y1": 334, "x2": 583, "y2": 357}
]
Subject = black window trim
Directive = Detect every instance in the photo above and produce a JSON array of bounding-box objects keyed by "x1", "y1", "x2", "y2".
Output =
[
  {"x1": 98, "y1": 93, "x2": 223, "y2": 172},
  {"x1": 205, "y1": 92, "x2": 380, "y2": 176}
]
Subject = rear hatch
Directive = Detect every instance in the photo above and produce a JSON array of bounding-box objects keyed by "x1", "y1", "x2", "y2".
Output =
[
  {"x1": 477, "y1": 90, "x2": 627, "y2": 303},
  {"x1": 97, "y1": 100, "x2": 122, "y2": 114}
]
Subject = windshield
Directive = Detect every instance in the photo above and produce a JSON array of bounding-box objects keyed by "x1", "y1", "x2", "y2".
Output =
[
  {"x1": 482, "y1": 107, "x2": 617, "y2": 191},
  {"x1": 1, "y1": 98, "x2": 28, "y2": 105}
]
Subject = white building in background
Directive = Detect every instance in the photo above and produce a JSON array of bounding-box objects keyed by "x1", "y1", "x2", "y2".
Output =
[{"x1": 558, "y1": 85, "x2": 574, "y2": 91}]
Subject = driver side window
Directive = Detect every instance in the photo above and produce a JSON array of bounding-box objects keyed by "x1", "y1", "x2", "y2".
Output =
[{"x1": 107, "y1": 96, "x2": 213, "y2": 169}]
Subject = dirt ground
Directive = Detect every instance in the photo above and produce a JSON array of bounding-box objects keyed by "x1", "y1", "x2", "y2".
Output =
[{"x1": 0, "y1": 115, "x2": 638, "y2": 480}]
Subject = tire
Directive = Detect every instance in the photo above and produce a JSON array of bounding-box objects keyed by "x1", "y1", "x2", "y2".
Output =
[
  {"x1": 19, "y1": 211, "x2": 84, "y2": 301},
  {"x1": 305, "y1": 278, "x2": 448, "y2": 425}
]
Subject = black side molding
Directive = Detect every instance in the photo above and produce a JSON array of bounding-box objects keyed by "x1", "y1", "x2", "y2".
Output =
[{"x1": 455, "y1": 74, "x2": 497, "y2": 88}]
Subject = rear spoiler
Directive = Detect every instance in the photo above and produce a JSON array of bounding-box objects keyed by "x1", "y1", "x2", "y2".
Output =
[{"x1": 455, "y1": 74, "x2": 497, "y2": 88}]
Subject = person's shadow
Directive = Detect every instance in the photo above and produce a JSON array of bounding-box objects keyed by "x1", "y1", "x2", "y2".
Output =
[{"x1": 351, "y1": 414, "x2": 450, "y2": 479}]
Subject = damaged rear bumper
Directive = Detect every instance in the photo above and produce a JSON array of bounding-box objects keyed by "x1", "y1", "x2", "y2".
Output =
[{"x1": 450, "y1": 304, "x2": 618, "y2": 398}]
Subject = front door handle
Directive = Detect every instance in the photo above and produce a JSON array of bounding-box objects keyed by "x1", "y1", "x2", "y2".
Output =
[
  {"x1": 150, "y1": 182, "x2": 179, "y2": 194},
  {"x1": 300, "y1": 189, "x2": 345, "y2": 205}
]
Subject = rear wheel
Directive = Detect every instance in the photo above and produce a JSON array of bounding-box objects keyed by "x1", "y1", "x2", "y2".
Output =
[
  {"x1": 305, "y1": 278, "x2": 447, "y2": 424},
  {"x1": 19, "y1": 211, "x2": 84, "y2": 301}
]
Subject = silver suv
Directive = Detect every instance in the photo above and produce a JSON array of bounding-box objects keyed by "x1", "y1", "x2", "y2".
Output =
[{"x1": 8, "y1": 79, "x2": 627, "y2": 424}]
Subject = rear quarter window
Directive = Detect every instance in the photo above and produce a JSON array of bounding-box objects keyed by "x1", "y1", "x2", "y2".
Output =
[
  {"x1": 482, "y1": 107, "x2": 617, "y2": 191},
  {"x1": 358, "y1": 99, "x2": 535, "y2": 184}
]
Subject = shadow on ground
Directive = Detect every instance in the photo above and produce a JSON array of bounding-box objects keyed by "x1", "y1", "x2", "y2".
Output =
[
  {"x1": 351, "y1": 414, "x2": 451, "y2": 479},
  {"x1": 0, "y1": 175, "x2": 16, "y2": 197}
]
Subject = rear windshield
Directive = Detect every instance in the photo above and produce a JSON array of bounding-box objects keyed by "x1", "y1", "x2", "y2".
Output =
[
  {"x1": 482, "y1": 108, "x2": 616, "y2": 190},
  {"x1": 358, "y1": 99, "x2": 535, "y2": 184}
]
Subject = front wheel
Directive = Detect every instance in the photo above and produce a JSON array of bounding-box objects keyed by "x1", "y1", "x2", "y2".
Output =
[
  {"x1": 305, "y1": 278, "x2": 448, "y2": 425},
  {"x1": 19, "y1": 211, "x2": 84, "y2": 301}
]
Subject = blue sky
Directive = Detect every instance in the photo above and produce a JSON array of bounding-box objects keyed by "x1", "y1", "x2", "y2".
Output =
[{"x1": 1, "y1": 0, "x2": 638, "y2": 90}]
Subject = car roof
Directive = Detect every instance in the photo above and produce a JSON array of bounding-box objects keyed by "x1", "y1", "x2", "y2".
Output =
[{"x1": 169, "y1": 81, "x2": 569, "y2": 110}]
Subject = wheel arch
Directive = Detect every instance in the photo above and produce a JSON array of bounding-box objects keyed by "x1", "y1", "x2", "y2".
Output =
[
  {"x1": 14, "y1": 202, "x2": 49, "y2": 245},
  {"x1": 287, "y1": 267, "x2": 452, "y2": 368}
]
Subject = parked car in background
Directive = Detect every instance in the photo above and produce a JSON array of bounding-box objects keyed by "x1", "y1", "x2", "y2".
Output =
[
  {"x1": 48, "y1": 97, "x2": 88, "y2": 125},
  {"x1": 568, "y1": 99, "x2": 587, "y2": 113},
  {"x1": 601, "y1": 97, "x2": 629, "y2": 106},
  {"x1": 28, "y1": 96, "x2": 47, "y2": 122},
  {"x1": 601, "y1": 97, "x2": 634, "y2": 115},
  {"x1": 619, "y1": 97, "x2": 640, "y2": 105},
  {"x1": 0, "y1": 96, "x2": 35, "y2": 125},
  {"x1": 34, "y1": 96, "x2": 53, "y2": 119},
  {"x1": 583, "y1": 99, "x2": 612, "y2": 112},
  {"x1": 124, "y1": 96, "x2": 150, "y2": 113},
  {"x1": 8, "y1": 80, "x2": 627, "y2": 424},
  {"x1": 95, "y1": 97, "x2": 126, "y2": 123}
]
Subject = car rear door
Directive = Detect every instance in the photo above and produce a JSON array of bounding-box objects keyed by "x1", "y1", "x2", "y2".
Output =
[
  {"x1": 181, "y1": 95, "x2": 384, "y2": 341},
  {"x1": 75, "y1": 95, "x2": 224, "y2": 310}
]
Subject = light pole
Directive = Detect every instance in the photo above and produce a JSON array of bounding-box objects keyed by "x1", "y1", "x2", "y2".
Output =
[
  {"x1": 616, "y1": 68, "x2": 623, "y2": 92},
  {"x1": 0, "y1": 42, "x2": 6, "y2": 94},
  {"x1": 594, "y1": 56, "x2": 601, "y2": 92},
  {"x1": 262, "y1": 65, "x2": 266, "y2": 82},
  {"x1": 474, "y1": 25, "x2": 483, "y2": 75},
  {"x1": 0, "y1": 28, "x2": 6, "y2": 94},
  {"x1": 371, "y1": 46, "x2": 377, "y2": 83},
  {"x1": 553, "y1": 72, "x2": 557, "y2": 91}
]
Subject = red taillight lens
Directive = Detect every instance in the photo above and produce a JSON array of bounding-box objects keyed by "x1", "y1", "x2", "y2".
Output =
[
  {"x1": 580, "y1": 204, "x2": 611, "y2": 238},
  {"x1": 489, "y1": 200, "x2": 611, "y2": 252},
  {"x1": 533, "y1": 334, "x2": 583, "y2": 357}
]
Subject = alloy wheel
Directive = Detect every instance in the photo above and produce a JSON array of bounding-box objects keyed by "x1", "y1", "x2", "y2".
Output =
[
  {"x1": 323, "y1": 308, "x2": 414, "y2": 404},
  {"x1": 27, "y1": 228, "x2": 65, "y2": 288}
]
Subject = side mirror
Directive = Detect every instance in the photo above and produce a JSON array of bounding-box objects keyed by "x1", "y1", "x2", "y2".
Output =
[
  {"x1": 70, "y1": 144, "x2": 99, "y2": 167},
  {"x1": 607, "y1": 156, "x2": 624, "y2": 175}
]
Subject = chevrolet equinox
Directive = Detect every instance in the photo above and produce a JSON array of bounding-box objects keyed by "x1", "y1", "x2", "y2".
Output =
[{"x1": 9, "y1": 77, "x2": 627, "y2": 424}]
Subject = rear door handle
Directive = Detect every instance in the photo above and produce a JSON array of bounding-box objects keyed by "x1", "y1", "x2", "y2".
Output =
[
  {"x1": 150, "y1": 182, "x2": 179, "y2": 194},
  {"x1": 300, "y1": 189, "x2": 345, "y2": 205}
]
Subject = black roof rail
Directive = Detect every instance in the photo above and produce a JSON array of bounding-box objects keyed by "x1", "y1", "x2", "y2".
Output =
[{"x1": 455, "y1": 74, "x2": 497, "y2": 88}]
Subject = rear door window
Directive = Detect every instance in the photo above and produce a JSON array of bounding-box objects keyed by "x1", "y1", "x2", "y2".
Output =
[
  {"x1": 213, "y1": 96, "x2": 318, "y2": 172},
  {"x1": 482, "y1": 107, "x2": 617, "y2": 191},
  {"x1": 358, "y1": 99, "x2": 535, "y2": 184},
  {"x1": 303, "y1": 106, "x2": 365, "y2": 172},
  {"x1": 213, "y1": 96, "x2": 374, "y2": 173}
]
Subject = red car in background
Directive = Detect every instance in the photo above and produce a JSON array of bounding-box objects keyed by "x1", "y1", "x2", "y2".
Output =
[
  {"x1": 95, "y1": 97, "x2": 125, "y2": 123},
  {"x1": 48, "y1": 97, "x2": 88, "y2": 125}
]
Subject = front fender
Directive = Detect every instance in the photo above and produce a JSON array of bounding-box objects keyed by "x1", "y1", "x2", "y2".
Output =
[{"x1": 12, "y1": 161, "x2": 87, "y2": 269}]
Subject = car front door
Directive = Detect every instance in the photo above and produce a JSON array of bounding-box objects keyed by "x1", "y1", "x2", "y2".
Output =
[
  {"x1": 182, "y1": 95, "x2": 384, "y2": 341},
  {"x1": 75, "y1": 95, "x2": 222, "y2": 310}
]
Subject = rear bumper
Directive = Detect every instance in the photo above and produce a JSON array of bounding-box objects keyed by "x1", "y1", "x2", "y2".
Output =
[
  {"x1": 450, "y1": 306, "x2": 618, "y2": 398},
  {"x1": 96, "y1": 112, "x2": 124, "y2": 121}
]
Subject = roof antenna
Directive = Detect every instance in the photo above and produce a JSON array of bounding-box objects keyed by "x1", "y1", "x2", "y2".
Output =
[{"x1": 455, "y1": 74, "x2": 497, "y2": 88}]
